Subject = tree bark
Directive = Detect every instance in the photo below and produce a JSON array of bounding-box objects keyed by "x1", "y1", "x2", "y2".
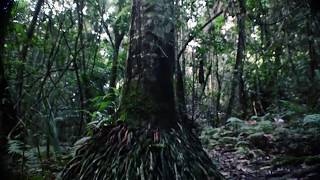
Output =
[
  {"x1": 16, "y1": 0, "x2": 44, "y2": 118},
  {"x1": 307, "y1": 1, "x2": 320, "y2": 107},
  {"x1": 176, "y1": 57, "x2": 187, "y2": 118},
  {"x1": 109, "y1": 35, "x2": 124, "y2": 91},
  {"x1": 75, "y1": 0, "x2": 86, "y2": 135},
  {"x1": 225, "y1": 0, "x2": 246, "y2": 120},
  {"x1": 199, "y1": 57, "x2": 205, "y2": 84},
  {"x1": 215, "y1": 55, "x2": 222, "y2": 125},
  {"x1": 107, "y1": 32, "x2": 124, "y2": 115},
  {"x1": 62, "y1": 1, "x2": 222, "y2": 179},
  {"x1": 199, "y1": 55, "x2": 213, "y2": 101},
  {"x1": 119, "y1": 0, "x2": 177, "y2": 128},
  {"x1": 108, "y1": 0, "x2": 127, "y2": 92}
]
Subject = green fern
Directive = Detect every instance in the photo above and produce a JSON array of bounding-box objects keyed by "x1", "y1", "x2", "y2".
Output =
[
  {"x1": 303, "y1": 114, "x2": 320, "y2": 127},
  {"x1": 8, "y1": 139, "x2": 24, "y2": 156},
  {"x1": 8, "y1": 140, "x2": 38, "y2": 167},
  {"x1": 226, "y1": 117, "x2": 244, "y2": 130}
]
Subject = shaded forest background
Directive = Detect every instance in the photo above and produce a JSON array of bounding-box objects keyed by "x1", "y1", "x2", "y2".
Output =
[{"x1": 0, "y1": 0, "x2": 319, "y2": 179}]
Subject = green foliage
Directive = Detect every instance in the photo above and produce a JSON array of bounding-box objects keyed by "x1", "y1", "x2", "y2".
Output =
[
  {"x1": 235, "y1": 140, "x2": 250, "y2": 148},
  {"x1": 8, "y1": 139, "x2": 41, "y2": 173},
  {"x1": 87, "y1": 88, "x2": 122, "y2": 132},
  {"x1": 8, "y1": 139, "x2": 25, "y2": 157},
  {"x1": 280, "y1": 100, "x2": 308, "y2": 115},
  {"x1": 202, "y1": 112, "x2": 320, "y2": 159},
  {"x1": 256, "y1": 120, "x2": 273, "y2": 133},
  {"x1": 91, "y1": 95, "x2": 113, "y2": 112},
  {"x1": 226, "y1": 117, "x2": 244, "y2": 130},
  {"x1": 236, "y1": 146, "x2": 251, "y2": 156},
  {"x1": 1, "y1": 0, "x2": 320, "y2": 177},
  {"x1": 303, "y1": 114, "x2": 320, "y2": 127},
  {"x1": 219, "y1": 136, "x2": 237, "y2": 144}
]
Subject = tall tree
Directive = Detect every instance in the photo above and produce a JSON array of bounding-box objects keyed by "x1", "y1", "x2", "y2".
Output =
[
  {"x1": 306, "y1": 0, "x2": 320, "y2": 108},
  {"x1": 225, "y1": 0, "x2": 247, "y2": 120},
  {"x1": 16, "y1": 0, "x2": 44, "y2": 118},
  {"x1": 99, "y1": 0, "x2": 129, "y2": 114},
  {"x1": 61, "y1": 0, "x2": 222, "y2": 179}
]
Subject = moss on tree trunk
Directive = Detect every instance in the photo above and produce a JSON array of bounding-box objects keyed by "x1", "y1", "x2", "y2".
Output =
[{"x1": 118, "y1": 0, "x2": 177, "y2": 129}]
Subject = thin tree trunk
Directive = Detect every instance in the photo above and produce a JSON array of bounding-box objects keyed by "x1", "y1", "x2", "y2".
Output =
[
  {"x1": 175, "y1": 17, "x2": 187, "y2": 121},
  {"x1": 284, "y1": 23, "x2": 298, "y2": 86},
  {"x1": 109, "y1": 36, "x2": 123, "y2": 91},
  {"x1": 199, "y1": 57, "x2": 205, "y2": 84},
  {"x1": 307, "y1": 2, "x2": 320, "y2": 107},
  {"x1": 103, "y1": 1, "x2": 127, "y2": 115},
  {"x1": 199, "y1": 56, "x2": 212, "y2": 101},
  {"x1": 253, "y1": 51, "x2": 264, "y2": 115},
  {"x1": 191, "y1": 51, "x2": 196, "y2": 122},
  {"x1": 107, "y1": 33, "x2": 124, "y2": 115},
  {"x1": 274, "y1": 46, "x2": 282, "y2": 110},
  {"x1": 225, "y1": 0, "x2": 246, "y2": 120},
  {"x1": 74, "y1": 60, "x2": 85, "y2": 135},
  {"x1": 75, "y1": 3, "x2": 86, "y2": 135},
  {"x1": 16, "y1": 0, "x2": 44, "y2": 117},
  {"x1": 239, "y1": 68, "x2": 247, "y2": 118},
  {"x1": 215, "y1": 54, "x2": 222, "y2": 125},
  {"x1": 175, "y1": 3, "x2": 222, "y2": 122},
  {"x1": 176, "y1": 57, "x2": 187, "y2": 118}
]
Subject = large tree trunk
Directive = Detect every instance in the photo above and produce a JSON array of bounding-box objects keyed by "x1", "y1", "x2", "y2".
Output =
[
  {"x1": 119, "y1": 0, "x2": 177, "y2": 128},
  {"x1": 62, "y1": 0, "x2": 222, "y2": 179}
]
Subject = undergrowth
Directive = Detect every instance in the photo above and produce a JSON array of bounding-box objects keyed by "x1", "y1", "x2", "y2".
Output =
[{"x1": 201, "y1": 112, "x2": 320, "y2": 165}]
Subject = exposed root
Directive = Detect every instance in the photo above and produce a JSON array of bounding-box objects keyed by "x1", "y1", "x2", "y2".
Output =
[{"x1": 61, "y1": 123, "x2": 223, "y2": 180}]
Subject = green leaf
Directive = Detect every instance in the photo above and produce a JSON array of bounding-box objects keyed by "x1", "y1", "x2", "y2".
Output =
[{"x1": 303, "y1": 114, "x2": 320, "y2": 126}]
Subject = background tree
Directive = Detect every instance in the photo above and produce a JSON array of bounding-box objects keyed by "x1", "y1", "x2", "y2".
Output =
[{"x1": 225, "y1": 0, "x2": 247, "y2": 120}]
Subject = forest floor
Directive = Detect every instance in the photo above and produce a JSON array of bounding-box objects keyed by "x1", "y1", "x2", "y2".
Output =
[
  {"x1": 200, "y1": 114, "x2": 320, "y2": 180},
  {"x1": 17, "y1": 113, "x2": 320, "y2": 180},
  {"x1": 207, "y1": 145, "x2": 320, "y2": 179}
]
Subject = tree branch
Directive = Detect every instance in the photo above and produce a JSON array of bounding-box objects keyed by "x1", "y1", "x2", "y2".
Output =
[{"x1": 177, "y1": 10, "x2": 223, "y2": 60}]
